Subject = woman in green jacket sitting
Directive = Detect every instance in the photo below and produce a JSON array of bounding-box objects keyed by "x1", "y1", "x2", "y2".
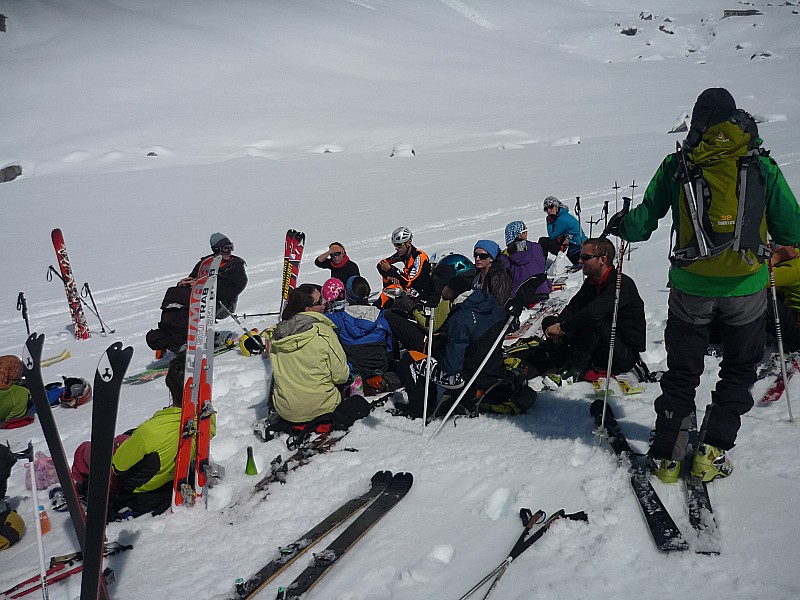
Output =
[{"x1": 266, "y1": 284, "x2": 370, "y2": 429}]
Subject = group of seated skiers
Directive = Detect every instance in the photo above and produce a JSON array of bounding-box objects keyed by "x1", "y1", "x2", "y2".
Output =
[
  {"x1": 3, "y1": 200, "x2": 797, "y2": 529},
  {"x1": 252, "y1": 208, "x2": 595, "y2": 434}
]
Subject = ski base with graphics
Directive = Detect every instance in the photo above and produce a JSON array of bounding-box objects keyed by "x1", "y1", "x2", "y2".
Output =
[{"x1": 51, "y1": 228, "x2": 90, "y2": 340}]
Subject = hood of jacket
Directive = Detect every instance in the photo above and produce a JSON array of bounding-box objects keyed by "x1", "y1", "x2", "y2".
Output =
[
  {"x1": 269, "y1": 312, "x2": 336, "y2": 352},
  {"x1": 329, "y1": 304, "x2": 383, "y2": 337},
  {"x1": 689, "y1": 120, "x2": 750, "y2": 165}
]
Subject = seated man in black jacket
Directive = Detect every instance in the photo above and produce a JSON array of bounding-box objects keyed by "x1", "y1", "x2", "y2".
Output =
[
  {"x1": 147, "y1": 233, "x2": 248, "y2": 355},
  {"x1": 522, "y1": 237, "x2": 645, "y2": 381},
  {"x1": 182, "y1": 232, "x2": 248, "y2": 319}
]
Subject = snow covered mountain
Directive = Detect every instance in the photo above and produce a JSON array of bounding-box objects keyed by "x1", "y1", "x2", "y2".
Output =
[{"x1": 1, "y1": 1, "x2": 799, "y2": 598}]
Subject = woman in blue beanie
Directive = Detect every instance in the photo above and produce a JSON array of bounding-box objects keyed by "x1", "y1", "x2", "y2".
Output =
[{"x1": 472, "y1": 239, "x2": 513, "y2": 309}]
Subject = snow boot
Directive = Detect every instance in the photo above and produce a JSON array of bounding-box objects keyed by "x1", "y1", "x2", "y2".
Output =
[{"x1": 692, "y1": 444, "x2": 732, "y2": 482}]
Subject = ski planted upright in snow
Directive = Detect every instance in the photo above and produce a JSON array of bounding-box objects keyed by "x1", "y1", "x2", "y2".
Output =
[
  {"x1": 51, "y1": 228, "x2": 90, "y2": 339},
  {"x1": 22, "y1": 333, "x2": 112, "y2": 600},
  {"x1": 282, "y1": 472, "x2": 413, "y2": 599},
  {"x1": 590, "y1": 399, "x2": 689, "y2": 552},
  {"x1": 78, "y1": 343, "x2": 133, "y2": 600},
  {"x1": 234, "y1": 471, "x2": 393, "y2": 599},
  {"x1": 279, "y1": 229, "x2": 305, "y2": 317},
  {"x1": 173, "y1": 255, "x2": 222, "y2": 508},
  {"x1": 195, "y1": 256, "x2": 221, "y2": 497}
]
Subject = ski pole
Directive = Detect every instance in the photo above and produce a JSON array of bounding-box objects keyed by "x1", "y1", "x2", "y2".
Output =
[
  {"x1": 421, "y1": 306, "x2": 436, "y2": 432},
  {"x1": 767, "y1": 244, "x2": 794, "y2": 423},
  {"x1": 627, "y1": 182, "x2": 637, "y2": 260},
  {"x1": 237, "y1": 311, "x2": 282, "y2": 318},
  {"x1": 17, "y1": 292, "x2": 31, "y2": 335},
  {"x1": 80, "y1": 283, "x2": 114, "y2": 335},
  {"x1": 46, "y1": 266, "x2": 109, "y2": 332},
  {"x1": 222, "y1": 303, "x2": 267, "y2": 354},
  {"x1": 602, "y1": 200, "x2": 609, "y2": 230},
  {"x1": 595, "y1": 197, "x2": 631, "y2": 436},
  {"x1": 458, "y1": 509, "x2": 544, "y2": 600},
  {"x1": 613, "y1": 181, "x2": 620, "y2": 213},
  {"x1": 429, "y1": 314, "x2": 516, "y2": 442},
  {"x1": 575, "y1": 195, "x2": 582, "y2": 245},
  {"x1": 21, "y1": 442, "x2": 50, "y2": 600}
]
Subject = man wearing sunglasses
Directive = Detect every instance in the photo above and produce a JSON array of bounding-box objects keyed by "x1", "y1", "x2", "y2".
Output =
[
  {"x1": 147, "y1": 233, "x2": 248, "y2": 357},
  {"x1": 376, "y1": 226, "x2": 432, "y2": 305},
  {"x1": 519, "y1": 238, "x2": 645, "y2": 383},
  {"x1": 315, "y1": 241, "x2": 360, "y2": 284},
  {"x1": 183, "y1": 233, "x2": 248, "y2": 319}
]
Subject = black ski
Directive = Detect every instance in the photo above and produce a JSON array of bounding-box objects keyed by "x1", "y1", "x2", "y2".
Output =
[
  {"x1": 22, "y1": 333, "x2": 112, "y2": 600},
  {"x1": 80, "y1": 341, "x2": 133, "y2": 600},
  {"x1": 235, "y1": 471, "x2": 393, "y2": 599},
  {"x1": 684, "y1": 412, "x2": 720, "y2": 554},
  {"x1": 283, "y1": 472, "x2": 413, "y2": 599},
  {"x1": 590, "y1": 400, "x2": 688, "y2": 552}
]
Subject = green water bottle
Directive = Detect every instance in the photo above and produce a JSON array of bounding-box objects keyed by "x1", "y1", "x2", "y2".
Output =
[{"x1": 245, "y1": 445, "x2": 258, "y2": 475}]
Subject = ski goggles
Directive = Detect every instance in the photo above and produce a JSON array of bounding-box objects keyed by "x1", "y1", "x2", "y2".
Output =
[{"x1": 213, "y1": 243, "x2": 234, "y2": 254}]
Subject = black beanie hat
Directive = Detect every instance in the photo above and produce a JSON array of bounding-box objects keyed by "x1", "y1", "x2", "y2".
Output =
[{"x1": 690, "y1": 88, "x2": 737, "y2": 132}]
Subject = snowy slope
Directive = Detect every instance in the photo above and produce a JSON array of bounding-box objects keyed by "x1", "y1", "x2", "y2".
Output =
[{"x1": 1, "y1": 1, "x2": 800, "y2": 598}]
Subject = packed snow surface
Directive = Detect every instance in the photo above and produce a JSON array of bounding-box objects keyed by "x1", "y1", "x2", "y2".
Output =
[{"x1": 1, "y1": 1, "x2": 799, "y2": 598}]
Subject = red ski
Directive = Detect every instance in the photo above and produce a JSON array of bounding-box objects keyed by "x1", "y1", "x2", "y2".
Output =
[
  {"x1": 172, "y1": 255, "x2": 221, "y2": 508},
  {"x1": 51, "y1": 228, "x2": 90, "y2": 340},
  {"x1": 279, "y1": 229, "x2": 305, "y2": 316}
]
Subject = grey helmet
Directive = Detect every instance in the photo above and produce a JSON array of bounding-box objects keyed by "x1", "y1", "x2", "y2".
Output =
[{"x1": 391, "y1": 226, "x2": 413, "y2": 245}]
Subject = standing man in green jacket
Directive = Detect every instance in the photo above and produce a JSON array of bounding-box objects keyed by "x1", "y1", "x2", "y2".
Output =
[{"x1": 607, "y1": 88, "x2": 800, "y2": 484}]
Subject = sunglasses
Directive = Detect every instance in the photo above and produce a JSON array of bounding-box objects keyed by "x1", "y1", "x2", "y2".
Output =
[
  {"x1": 394, "y1": 242, "x2": 407, "y2": 248},
  {"x1": 311, "y1": 296, "x2": 324, "y2": 306},
  {"x1": 474, "y1": 252, "x2": 492, "y2": 260},
  {"x1": 579, "y1": 253, "x2": 602, "y2": 262},
  {"x1": 213, "y1": 244, "x2": 234, "y2": 254},
  {"x1": 330, "y1": 251, "x2": 344, "y2": 258}
]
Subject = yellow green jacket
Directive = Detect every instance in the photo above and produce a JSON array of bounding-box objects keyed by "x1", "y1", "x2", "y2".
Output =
[
  {"x1": 266, "y1": 311, "x2": 350, "y2": 423},
  {"x1": 112, "y1": 407, "x2": 216, "y2": 493},
  {"x1": 0, "y1": 384, "x2": 30, "y2": 423},
  {"x1": 773, "y1": 256, "x2": 800, "y2": 312}
]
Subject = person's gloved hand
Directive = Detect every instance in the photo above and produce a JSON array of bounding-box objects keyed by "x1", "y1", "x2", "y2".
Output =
[
  {"x1": 392, "y1": 291, "x2": 416, "y2": 315},
  {"x1": 243, "y1": 335, "x2": 265, "y2": 355},
  {"x1": 603, "y1": 197, "x2": 631, "y2": 238},
  {"x1": 504, "y1": 296, "x2": 524, "y2": 319}
]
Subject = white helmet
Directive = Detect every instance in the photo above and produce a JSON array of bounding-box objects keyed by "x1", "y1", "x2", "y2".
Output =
[{"x1": 391, "y1": 226, "x2": 413, "y2": 245}]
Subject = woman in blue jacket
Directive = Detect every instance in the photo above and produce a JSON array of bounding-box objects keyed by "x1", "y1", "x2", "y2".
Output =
[{"x1": 540, "y1": 196, "x2": 587, "y2": 264}]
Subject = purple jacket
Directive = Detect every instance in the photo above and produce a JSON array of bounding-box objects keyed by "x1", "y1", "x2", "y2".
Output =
[{"x1": 499, "y1": 242, "x2": 552, "y2": 297}]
